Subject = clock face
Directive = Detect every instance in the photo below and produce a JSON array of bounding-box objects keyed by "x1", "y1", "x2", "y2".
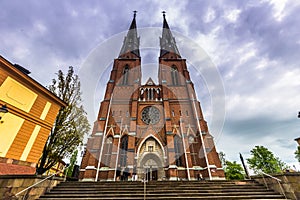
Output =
[{"x1": 141, "y1": 106, "x2": 160, "y2": 125}]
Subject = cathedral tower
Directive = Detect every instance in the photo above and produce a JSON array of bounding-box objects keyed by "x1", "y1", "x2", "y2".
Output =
[{"x1": 79, "y1": 12, "x2": 224, "y2": 181}]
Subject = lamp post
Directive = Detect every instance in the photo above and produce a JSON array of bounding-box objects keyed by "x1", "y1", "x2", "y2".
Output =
[{"x1": 239, "y1": 153, "x2": 250, "y2": 179}]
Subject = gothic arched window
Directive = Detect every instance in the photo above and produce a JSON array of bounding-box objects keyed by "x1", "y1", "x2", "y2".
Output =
[
  {"x1": 104, "y1": 137, "x2": 113, "y2": 167},
  {"x1": 174, "y1": 135, "x2": 184, "y2": 167},
  {"x1": 122, "y1": 65, "x2": 129, "y2": 85},
  {"x1": 119, "y1": 135, "x2": 128, "y2": 167},
  {"x1": 171, "y1": 66, "x2": 179, "y2": 85},
  {"x1": 188, "y1": 135, "x2": 197, "y2": 166},
  {"x1": 157, "y1": 88, "x2": 161, "y2": 100}
]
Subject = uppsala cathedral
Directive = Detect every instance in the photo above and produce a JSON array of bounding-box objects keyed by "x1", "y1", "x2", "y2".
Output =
[{"x1": 79, "y1": 12, "x2": 224, "y2": 181}]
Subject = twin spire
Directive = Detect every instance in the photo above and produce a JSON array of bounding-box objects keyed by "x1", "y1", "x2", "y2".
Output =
[
  {"x1": 119, "y1": 11, "x2": 181, "y2": 58},
  {"x1": 160, "y1": 11, "x2": 181, "y2": 57},
  {"x1": 119, "y1": 11, "x2": 140, "y2": 58}
]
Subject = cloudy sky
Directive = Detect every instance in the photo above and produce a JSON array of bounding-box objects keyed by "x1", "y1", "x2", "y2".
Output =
[{"x1": 1, "y1": 0, "x2": 300, "y2": 170}]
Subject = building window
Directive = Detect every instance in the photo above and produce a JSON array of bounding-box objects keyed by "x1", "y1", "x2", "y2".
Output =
[
  {"x1": 122, "y1": 65, "x2": 129, "y2": 85},
  {"x1": 157, "y1": 88, "x2": 161, "y2": 100},
  {"x1": 171, "y1": 110, "x2": 175, "y2": 117},
  {"x1": 171, "y1": 66, "x2": 179, "y2": 85},
  {"x1": 188, "y1": 135, "x2": 194, "y2": 143},
  {"x1": 149, "y1": 88, "x2": 154, "y2": 100},
  {"x1": 188, "y1": 135, "x2": 197, "y2": 166},
  {"x1": 186, "y1": 110, "x2": 189, "y2": 116},
  {"x1": 148, "y1": 146, "x2": 153, "y2": 152},
  {"x1": 174, "y1": 135, "x2": 184, "y2": 167},
  {"x1": 179, "y1": 110, "x2": 182, "y2": 116},
  {"x1": 119, "y1": 135, "x2": 128, "y2": 167},
  {"x1": 104, "y1": 137, "x2": 113, "y2": 167}
]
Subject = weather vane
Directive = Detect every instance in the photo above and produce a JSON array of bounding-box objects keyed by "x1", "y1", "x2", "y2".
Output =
[
  {"x1": 162, "y1": 11, "x2": 166, "y2": 19},
  {"x1": 133, "y1": 10, "x2": 137, "y2": 17}
]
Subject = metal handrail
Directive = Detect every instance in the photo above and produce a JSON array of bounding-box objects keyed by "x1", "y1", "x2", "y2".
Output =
[
  {"x1": 15, "y1": 170, "x2": 65, "y2": 198},
  {"x1": 260, "y1": 171, "x2": 282, "y2": 182},
  {"x1": 142, "y1": 170, "x2": 147, "y2": 200},
  {"x1": 258, "y1": 171, "x2": 286, "y2": 199}
]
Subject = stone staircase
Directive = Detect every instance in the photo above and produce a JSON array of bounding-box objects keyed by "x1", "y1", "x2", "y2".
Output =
[{"x1": 39, "y1": 180, "x2": 288, "y2": 199}]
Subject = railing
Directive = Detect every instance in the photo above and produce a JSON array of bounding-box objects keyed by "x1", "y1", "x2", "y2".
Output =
[
  {"x1": 142, "y1": 170, "x2": 148, "y2": 200},
  {"x1": 14, "y1": 170, "x2": 65, "y2": 200},
  {"x1": 258, "y1": 171, "x2": 287, "y2": 199}
]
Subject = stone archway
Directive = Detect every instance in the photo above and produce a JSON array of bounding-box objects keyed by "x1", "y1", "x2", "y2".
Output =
[{"x1": 136, "y1": 137, "x2": 165, "y2": 181}]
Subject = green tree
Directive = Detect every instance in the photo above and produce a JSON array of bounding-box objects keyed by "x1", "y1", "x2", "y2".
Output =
[
  {"x1": 220, "y1": 152, "x2": 245, "y2": 180},
  {"x1": 67, "y1": 149, "x2": 78, "y2": 177},
  {"x1": 224, "y1": 161, "x2": 245, "y2": 180},
  {"x1": 247, "y1": 145, "x2": 287, "y2": 174},
  {"x1": 36, "y1": 67, "x2": 90, "y2": 175},
  {"x1": 295, "y1": 146, "x2": 300, "y2": 162}
]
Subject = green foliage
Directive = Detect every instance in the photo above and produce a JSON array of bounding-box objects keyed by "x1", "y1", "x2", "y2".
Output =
[
  {"x1": 219, "y1": 152, "x2": 245, "y2": 180},
  {"x1": 36, "y1": 67, "x2": 90, "y2": 175},
  {"x1": 67, "y1": 149, "x2": 78, "y2": 177},
  {"x1": 295, "y1": 146, "x2": 300, "y2": 162},
  {"x1": 247, "y1": 146, "x2": 287, "y2": 174},
  {"x1": 224, "y1": 161, "x2": 245, "y2": 180}
]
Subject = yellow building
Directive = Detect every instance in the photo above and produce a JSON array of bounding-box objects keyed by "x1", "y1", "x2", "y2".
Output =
[
  {"x1": 44, "y1": 160, "x2": 66, "y2": 177},
  {"x1": 0, "y1": 55, "x2": 66, "y2": 175}
]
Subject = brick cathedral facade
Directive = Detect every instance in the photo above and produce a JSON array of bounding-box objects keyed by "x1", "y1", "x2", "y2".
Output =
[{"x1": 79, "y1": 13, "x2": 225, "y2": 181}]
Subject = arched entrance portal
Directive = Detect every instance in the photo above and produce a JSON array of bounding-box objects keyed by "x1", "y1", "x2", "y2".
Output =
[
  {"x1": 137, "y1": 137, "x2": 165, "y2": 181},
  {"x1": 139, "y1": 153, "x2": 163, "y2": 181}
]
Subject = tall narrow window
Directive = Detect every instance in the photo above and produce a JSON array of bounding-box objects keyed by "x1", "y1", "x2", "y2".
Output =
[
  {"x1": 188, "y1": 135, "x2": 197, "y2": 166},
  {"x1": 174, "y1": 135, "x2": 184, "y2": 167},
  {"x1": 171, "y1": 110, "x2": 175, "y2": 117},
  {"x1": 147, "y1": 88, "x2": 151, "y2": 100},
  {"x1": 149, "y1": 88, "x2": 154, "y2": 100},
  {"x1": 104, "y1": 137, "x2": 113, "y2": 167},
  {"x1": 122, "y1": 65, "x2": 129, "y2": 85},
  {"x1": 171, "y1": 66, "x2": 179, "y2": 85},
  {"x1": 140, "y1": 88, "x2": 144, "y2": 100},
  {"x1": 157, "y1": 89, "x2": 161, "y2": 100},
  {"x1": 119, "y1": 135, "x2": 128, "y2": 167}
]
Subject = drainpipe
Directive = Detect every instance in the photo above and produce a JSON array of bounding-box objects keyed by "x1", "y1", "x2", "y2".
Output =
[
  {"x1": 95, "y1": 94, "x2": 113, "y2": 181},
  {"x1": 180, "y1": 118, "x2": 190, "y2": 180},
  {"x1": 191, "y1": 95, "x2": 212, "y2": 180},
  {"x1": 114, "y1": 118, "x2": 123, "y2": 181}
]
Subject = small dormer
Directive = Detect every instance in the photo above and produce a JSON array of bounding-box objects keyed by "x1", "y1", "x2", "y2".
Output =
[{"x1": 145, "y1": 77, "x2": 155, "y2": 86}]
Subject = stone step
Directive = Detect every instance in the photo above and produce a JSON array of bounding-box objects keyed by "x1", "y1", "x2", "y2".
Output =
[
  {"x1": 55, "y1": 181, "x2": 264, "y2": 187},
  {"x1": 53, "y1": 184, "x2": 265, "y2": 188},
  {"x1": 50, "y1": 186, "x2": 271, "y2": 191},
  {"x1": 39, "y1": 180, "x2": 287, "y2": 200},
  {"x1": 40, "y1": 198, "x2": 288, "y2": 200},
  {"x1": 40, "y1": 194, "x2": 286, "y2": 200},
  {"x1": 59, "y1": 180, "x2": 257, "y2": 185},
  {"x1": 57, "y1": 183, "x2": 261, "y2": 187},
  {"x1": 48, "y1": 189, "x2": 272, "y2": 194},
  {"x1": 41, "y1": 192, "x2": 283, "y2": 197}
]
